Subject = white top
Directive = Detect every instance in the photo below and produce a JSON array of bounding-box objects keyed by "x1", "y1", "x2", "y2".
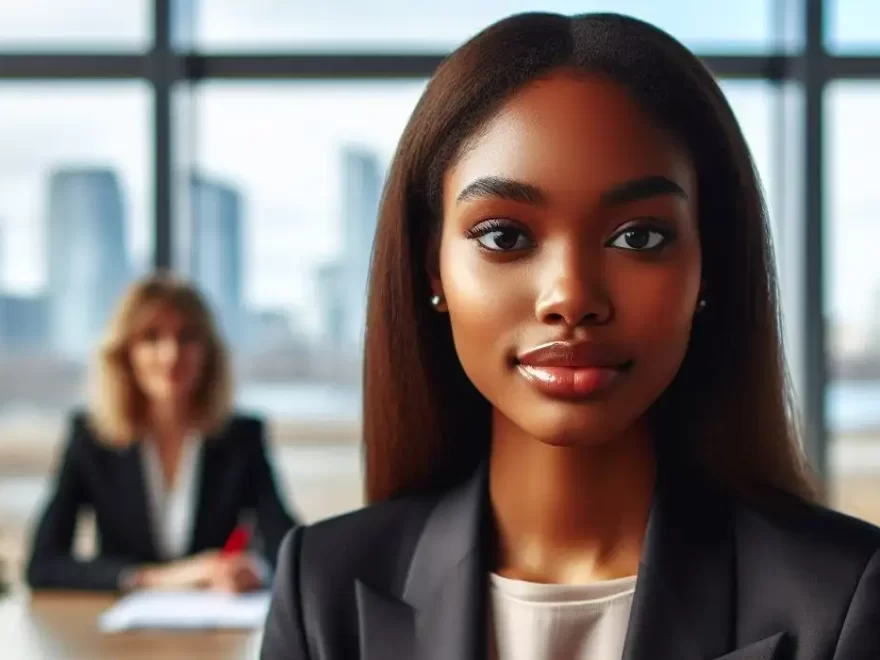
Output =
[
  {"x1": 140, "y1": 435, "x2": 203, "y2": 560},
  {"x1": 488, "y1": 572, "x2": 637, "y2": 660}
]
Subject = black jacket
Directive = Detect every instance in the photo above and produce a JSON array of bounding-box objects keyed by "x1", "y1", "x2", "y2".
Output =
[
  {"x1": 261, "y1": 463, "x2": 880, "y2": 659},
  {"x1": 26, "y1": 411, "x2": 298, "y2": 591}
]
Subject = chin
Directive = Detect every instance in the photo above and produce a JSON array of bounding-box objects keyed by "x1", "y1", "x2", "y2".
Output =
[
  {"x1": 148, "y1": 385, "x2": 190, "y2": 404},
  {"x1": 511, "y1": 402, "x2": 643, "y2": 449}
]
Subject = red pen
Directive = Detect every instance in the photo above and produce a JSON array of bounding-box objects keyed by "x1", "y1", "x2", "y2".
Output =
[{"x1": 222, "y1": 525, "x2": 250, "y2": 556}]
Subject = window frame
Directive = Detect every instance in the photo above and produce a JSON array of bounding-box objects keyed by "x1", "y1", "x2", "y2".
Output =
[{"x1": 2, "y1": 0, "x2": 876, "y2": 479}]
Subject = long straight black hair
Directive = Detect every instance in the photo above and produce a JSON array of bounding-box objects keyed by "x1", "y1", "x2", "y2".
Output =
[{"x1": 362, "y1": 12, "x2": 817, "y2": 504}]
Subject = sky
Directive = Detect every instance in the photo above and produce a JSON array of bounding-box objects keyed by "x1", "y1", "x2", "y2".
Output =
[{"x1": 0, "y1": 0, "x2": 878, "y2": 340}]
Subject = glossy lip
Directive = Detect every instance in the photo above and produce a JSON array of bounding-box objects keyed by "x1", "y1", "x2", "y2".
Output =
[{"x1": 515, "y1": 341, "x2": 632, "y2": 399}]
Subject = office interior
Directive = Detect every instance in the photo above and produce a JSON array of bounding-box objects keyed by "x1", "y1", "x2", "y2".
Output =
[{"x1": 0, "y1": 0, "x2": 878, "y2": 646}]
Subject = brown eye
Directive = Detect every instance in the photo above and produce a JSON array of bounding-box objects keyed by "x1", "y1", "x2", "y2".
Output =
[
  {"x1": 466, "y1": 219, "x2": 534, "y2": 252},
  {"x1": 480, "y1": 228, "x2": 530, "y2": 251},
  {"x1": 607, "y1": 224, "x2": 674, "y2": 252}
]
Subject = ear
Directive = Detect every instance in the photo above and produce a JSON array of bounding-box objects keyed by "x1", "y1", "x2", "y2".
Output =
[
  {"x1": 696, "y1": 280, "x2": 708, "y2": 315},
  {"x1": 425, "y1": 224, "x2": 446, "y2": 310},
  {"x1": 429, "y1": 282, "x2": 447, "y2": 312}
]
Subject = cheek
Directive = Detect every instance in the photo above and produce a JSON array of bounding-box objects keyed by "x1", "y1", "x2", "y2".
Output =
[
  {"x1": 608, "y1": 253, "x2": 701, "y2": 377},
  {"x1": 439, "y1": 239, "x2": 531, "y2": 391},
  {"x1": 182, "y1": 347, "x2": 206, "y2": 379},
  {"x1": 129, "y1": 346, "x2": 154, "y2": 376}
]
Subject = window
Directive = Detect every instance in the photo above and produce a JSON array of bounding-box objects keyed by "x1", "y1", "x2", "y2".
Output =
[
  {"x1": 0, "y1": 82, "x2": 153, "y2": 437},
  {"x1": 186, "y1": 81, "x2": 424, "y2": 441},
  {"x1": 826, "y1": 0, "x2": 880, "y2": 54},
  {"x1": 0, "y1": 0, "x2": 150, "y2": 52},
  {"x1": 193, "y1": 0, "x2": 773, "y2": 53},
  {"x1": 826, "y1": 82, "x2": 880, "y2": 524}
]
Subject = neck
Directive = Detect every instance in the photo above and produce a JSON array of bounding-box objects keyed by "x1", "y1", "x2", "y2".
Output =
[
  {"x1": 148, "y1": 400, "x2": 189, "y2": 444},
  {"x1": 489, "y1": 413, "x2": 656, "y2": 584}
]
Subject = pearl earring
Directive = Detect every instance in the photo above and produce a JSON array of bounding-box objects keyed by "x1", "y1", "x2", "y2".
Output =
[
  {"x1": 431, "y1": 293, "x2": 445, "y2": 309},
  {"x1": 698, "y1": 299, "x2": 707, "y2": 311}
]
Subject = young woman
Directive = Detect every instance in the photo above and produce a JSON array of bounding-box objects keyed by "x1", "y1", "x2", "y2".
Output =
[
  {"x1": 27, "y1": 274, "x2": 299, "y2": 592},
  {"x1": 261, "y1": 12, "x2": 880, "y2": 660}
]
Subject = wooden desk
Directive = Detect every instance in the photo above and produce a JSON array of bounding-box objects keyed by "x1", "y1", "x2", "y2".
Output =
[{"x1": 0, "y1": 590, "x2": 262, "y2": 659}]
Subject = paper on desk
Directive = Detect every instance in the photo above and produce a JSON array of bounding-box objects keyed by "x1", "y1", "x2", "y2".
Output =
[{"x1": 98, "y1": 590, "x2": 271, "y2": 632}]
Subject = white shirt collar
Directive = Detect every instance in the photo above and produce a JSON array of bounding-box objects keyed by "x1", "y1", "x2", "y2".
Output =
[{"x1": 140, "y1": 434, "x2": 204, "y2": 560}]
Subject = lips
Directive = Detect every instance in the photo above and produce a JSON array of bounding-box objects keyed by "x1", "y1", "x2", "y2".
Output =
[
  {"x1": 515, "y1": 341, "x2": 631, "y2": 398},
  {"x1": 517, "y1": 341, "x2": 630, "y2": 369}
]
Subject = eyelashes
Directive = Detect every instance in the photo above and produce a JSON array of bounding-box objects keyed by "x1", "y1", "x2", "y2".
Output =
[
  {"x1": 464, "y1": 219, "x2": 533, "y2": 252},
  {"x1": 464, "y1": 218, "x2": 678, "y2": 254},
  {"x1": 605, "y1": 224, "x2": 677, "y2": 252}
]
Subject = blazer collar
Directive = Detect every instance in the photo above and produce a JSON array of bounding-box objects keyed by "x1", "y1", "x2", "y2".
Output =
[
  {"x1": 621, "y1": 463, "x2": 736, "y2": 660},
  {"x1": 356, "y1": 465, "x2": 488, "y2": 659},
  {"x1": 355, "y1": 460, "x2": 787, "y2": 660},
  {"x1": 118, "y1": 441, "x2": 160, "y2": 561},
  {"x1": 188, "y1": 431, "x2": 226, "y2": 555}
]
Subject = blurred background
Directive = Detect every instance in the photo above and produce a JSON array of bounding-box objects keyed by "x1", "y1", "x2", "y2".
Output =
[{"x1": 0, "y1": 0, "x2": 878, "y2": 583}]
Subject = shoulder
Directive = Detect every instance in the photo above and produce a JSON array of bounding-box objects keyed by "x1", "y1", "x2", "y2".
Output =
[
  {"x1": 68, "y1": 408, "x2": 91, "y2": 435},
  {"x1": 301, "y1": 493, "x2": 437, "y2": 571},
  {"x1": 738, "y1": 488, "x2": 880, "y2": 558},
  {"x1": 223, "y1": 412, "x2": 265, "y2": 435},
  {"x1": 211, "y1": 412, "x2": 266, "y2": 448},
  {"x1": 734, "y1": 488, "x2": 880, "y2": 597},
  {"x1": 277, "y1": 492, "x2": 439, "y2": 610},
  {"x1": 65, "y1": 408, "x2": 103, "y2": 452}
]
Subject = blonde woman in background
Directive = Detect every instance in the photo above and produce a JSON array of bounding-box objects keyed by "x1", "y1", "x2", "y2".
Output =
[{"x1": 26, "y1": 273, "x2": 299, "y2": 592}]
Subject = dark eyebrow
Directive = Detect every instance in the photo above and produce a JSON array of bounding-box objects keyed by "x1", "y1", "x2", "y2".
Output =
[
  {"x1": 454, "y1": 174, "x2": 687, "y2": 208},
  {"x1": 601, "y1": 175, "x2": 688, "y2": 206},
  {"x1": 455, "y1": 176, "x2": 547, "y2": 207}
]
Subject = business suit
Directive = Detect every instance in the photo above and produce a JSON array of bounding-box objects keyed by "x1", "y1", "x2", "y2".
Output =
[
  {"x1": 27, "y1": 412, "x2": 298, "y2": 591},
  {"x1": 261, "y1": 460, "x2": 880, "y2": 660}
]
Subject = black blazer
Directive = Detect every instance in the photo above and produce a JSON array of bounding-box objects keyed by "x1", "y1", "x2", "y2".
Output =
[
  {"x1": 26, "y1": 411, "x2": 299, "y2": 591},
  {"x1": 261, "y1": 462, "x2": 880, "y2": 660}
]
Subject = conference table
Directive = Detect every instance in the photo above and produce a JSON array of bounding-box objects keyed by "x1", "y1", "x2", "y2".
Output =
[{"x1": 0, "y1": 589, "x2": 262, "y2": 659}]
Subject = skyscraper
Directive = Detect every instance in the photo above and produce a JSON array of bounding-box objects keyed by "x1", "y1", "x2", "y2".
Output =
[
  {"x1": 315, "y1": 262, "x2": 347, "y2": 348},
  {"x1": 47, "y1": 168, "x2": 130, "y2": 360},
  {"x1": 0, "y1": 294, "x2": 48, "y2": 350},
  {"x1": 190, "y1": 174, "x2": 243, "y2": 348},
  {"x1": 339, "y1": 145, "x2": 383, "y2": 349}
]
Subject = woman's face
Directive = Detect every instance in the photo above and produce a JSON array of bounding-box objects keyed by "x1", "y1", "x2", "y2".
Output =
[
  {"x1": 435, "y1": 71, "x2": 702, "y2": 447},
  {"x1": 129, "y1": 304, "x2": 206, "y2": 409}
]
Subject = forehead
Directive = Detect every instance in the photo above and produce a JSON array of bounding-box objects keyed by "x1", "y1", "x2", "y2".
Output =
[{"x1": 445, "y1": 71, "x2": 695, "y2": 204}]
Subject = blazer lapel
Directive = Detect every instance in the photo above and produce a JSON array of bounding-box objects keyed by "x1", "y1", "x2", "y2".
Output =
[
  {"x1": 622, "y1": 465, "x2": 736, "y2": 660},
  {"x1": 118, "y1": 442, "x2": 159, "y2": 562},
  {"x1": 356, "y1": 465, "x2": 489, "y2": 660},
  {"x1": 356, "y1": 581, "x2": 418, "y2": 659},
  {"x1": 712, "y1": 633, "x2": 788, "y2": 660},
  {"x1": 187, "y1": 434, "x2": 224, "y2": 555}
]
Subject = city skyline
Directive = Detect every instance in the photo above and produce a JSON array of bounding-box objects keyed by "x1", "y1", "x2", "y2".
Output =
[{"x1": 0, "y1": 142, "x2": 385, "y2": 358}]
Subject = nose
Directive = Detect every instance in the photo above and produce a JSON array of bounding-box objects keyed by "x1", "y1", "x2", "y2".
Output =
[
  {"x1": 534, "y1": 248, "x2": 612, "y2": 328},
  {"x1": 157, "y1": 337, "x2": 180, "y2": 364}
]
